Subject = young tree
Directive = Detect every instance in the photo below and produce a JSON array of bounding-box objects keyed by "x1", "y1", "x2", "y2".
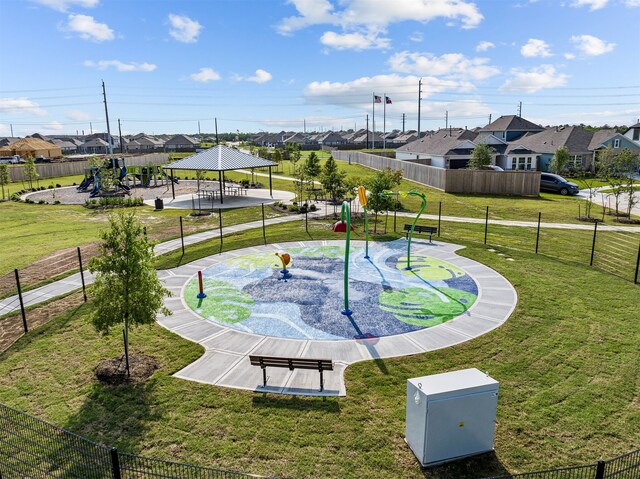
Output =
[
  {"x1": 303, "y1": 151, "x2": 322, "y2": 191},
  {"x1": 289, "y1": 143, "x2": 302, "y2": 175},
  {"x1": 320, "y1": 155, "x2": 348, "y2": 203},
  {"x1": 292, "y1": 162, "x2": 307, "y2": 202},
  {"x1": 467, "y1": 144, "x2": 495, "y2": 169},
  {"x1": 23, "y1": 156, "x2": 39, "y2": 190},
  {"x1": 89, "y1": 212, "x2": 171, "y2": 377},
  {"x1": 549, "y1": 146, "x2": 570, "y2": 174},
  {"x1": 365, "y1": 167, "x2": 403, "y2": 232},
  {"x1": 0, "y1": 164, "x2": 11, "y2": 200},
  {"x1": 272, "y1": 148, "x2": 283, "y2": 173}
]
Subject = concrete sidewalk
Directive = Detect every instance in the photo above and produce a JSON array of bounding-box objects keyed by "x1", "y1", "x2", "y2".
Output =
[{"x1": 157, "y1": 240, "x2": 517, "y2": 396}]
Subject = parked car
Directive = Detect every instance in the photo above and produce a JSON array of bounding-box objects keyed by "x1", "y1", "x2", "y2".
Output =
[
  {"x1": 479, "y1": 165, "x2": 504, "y2": 171},
  {"x1": 0, "y1": 155, "x2": 21, "y2": 164},
  {"x1": 540, "y1": 173, "x2": 580, "y2": 196},
  {"x1": 34, "y1": 156, "x2": 51, "y2": 163}
]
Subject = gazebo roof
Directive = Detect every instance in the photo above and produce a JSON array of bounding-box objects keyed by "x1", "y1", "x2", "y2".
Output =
[{"x1": 164, "y1": 145, "x2": 277, "y2": 171}]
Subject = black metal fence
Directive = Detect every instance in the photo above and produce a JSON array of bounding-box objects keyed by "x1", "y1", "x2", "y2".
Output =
[
  {"x1": 0, "y1": 402, "x2": 269, "y2": 478},
  {"x1": 485, "y1": 450, "x2": 640, "y2": 479}
]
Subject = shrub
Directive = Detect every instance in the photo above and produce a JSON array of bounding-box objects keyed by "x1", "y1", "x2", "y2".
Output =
[
  {"x1": 25, "y1": 198, "x2": 34, "y2": 204},
  {"x1": 56, "y1": 183, "x2": 61, "y2": 188},
  {"x1": 54, "y1": 200, "x2": 61, "y2": 205},
  {"x1": 289, "y1": 204, "x2": 299, "y2": 213},
  {"x1": 38, "y1": 200, "x2": 46, "y2": 204},
  {"x1": 309, "y1": 204, "x2": 317, "y2": 212}
]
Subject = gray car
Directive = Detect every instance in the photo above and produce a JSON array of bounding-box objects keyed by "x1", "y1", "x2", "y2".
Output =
[{"x1": 540, "y1": 173, "x2": 580, "y2": 196}]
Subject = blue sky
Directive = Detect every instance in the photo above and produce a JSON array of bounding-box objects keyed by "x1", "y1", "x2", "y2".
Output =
[{"x1": 1, "y1": 0, "x2": 639, "y2": 136}]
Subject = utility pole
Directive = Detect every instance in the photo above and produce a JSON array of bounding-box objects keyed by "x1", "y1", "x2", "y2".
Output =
[
  {"x1": 417, "y1": 78, "x2": 422, "y2": 139},
  {"x1": 366, "y1": 114, "x2": 369, "y2": 149},
  {"x1": 118, "y1": 119, "x2": 124, "y2": 154},
  {"x1": 383, "y1": 92, "x2": 387, "y2": 149},
  {"x1": 402, "y1": 113, "x2": 405, "y2": 133},
  {"x1": 101, "y1": 80, "x2": 113, "y2": 154},
  {"x1": 304, "y1": 119, "x2": 306, "y2": 133},
  {"x1": 90, "y1": 122, "x2": 93, "y2": 134},
  {"x1": 215, "y1": 118, "x2": 219, "y2": 144},
  {"x1": 445, "y1": 111, "x2": 449, "y2": 129},
  {"x1": 198, "y1": 120, "x2": 201, "y2": 135},
  {"x1": 10, "y1": 124, "x2": 13, "y2": 137},
  {"x1": 372, "y1": 92, "x2": 376, "y2": 149},
  {"x1": 489, "y1": 113, "x2": 492, "y2": 124},
  {"x1": 518, "y1": 101, "x2": 522, "y2": 117}
]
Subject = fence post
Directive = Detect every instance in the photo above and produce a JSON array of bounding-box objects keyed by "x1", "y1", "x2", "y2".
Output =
[
  {"x1": 218, "y1": 208, "x2": 223, "y2": 250},
  {"x1": 535, "y1": 212, "x2": 541, "y2": 254},
  {"x1": 595, "y1": 459, "x2": 605, "y2": 479},
  {"x1": 77, "y1": 247, "x2": 87, "y2": 302},
  {"x1": 110, "y1": 447, "x2": 122, "y2": 479},
  {"x1": 179, "y1": 216, "x2": 185, "y2": 256},
  {"x1": 590, "y1": 221, "x2": 598, "y2": 266},
  {"x1": 305, "y1": 209, "x2": 308, "y2": 233},
  {"x1": 393, "y1": 199, "x2": 397, "y2": 233},
  {"x1": 634, "y1": 240, "x2": 640, "y2": 284},
  {"x1": 438, "y1": 201, "x2": 442, "y2": 237},
  {"x1": 14, "y1": 269, "x2": 28, "y2": 333},
  {"x1": 262, "y1": 203, "x2": 267, "y2": 245},
  {"x1": 484, "y1": 206, "x2": 489, "y2": 245}
]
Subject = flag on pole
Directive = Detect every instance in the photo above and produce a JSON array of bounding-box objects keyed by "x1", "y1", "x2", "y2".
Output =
[
  {"x1": 374, "y1": 95, "x2": 382, "y2": 103},
  {"x1": 386, "y1": 96, "x2": 392, "y2": 104}
]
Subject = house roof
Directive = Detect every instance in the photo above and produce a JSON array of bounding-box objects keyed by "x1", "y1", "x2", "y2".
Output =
[
  {"x1": 479, "y1": 115, "x2": 543, "y2": 132},
  {"x1": 3, "y1": 137, "x2": 60, "y2": 151},
  {"x1": 397, "y1": 129, "x2": 478, "y2": 155},
  {"x1": 507, "y1": 126, "x2": 593, "y2": 155},
  {"x1": 165, "y1": 134, "x2": 199, "y2": 145},
  {"x1": 587, "y1": 129, "x2": 618, "y2": 150},
  {"x1": 82, "y1": 138, "x2": 109, "y2": 147},
  {"x1": 163, "y1": 145, "x2": 277, "y2": 171}
]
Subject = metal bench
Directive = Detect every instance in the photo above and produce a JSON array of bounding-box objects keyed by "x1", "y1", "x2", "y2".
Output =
[
  {"x1": 249, "y1": 355, "x2": 333, "y2": 392},
  {"x1": 404, "y1": 224, "x2": 437, "y2": 242}
]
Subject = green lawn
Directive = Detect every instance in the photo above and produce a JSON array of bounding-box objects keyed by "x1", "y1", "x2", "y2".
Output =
[
  {"x1": 0, "y1": 201, "x2": 283, "y2": 276},
  {"x1": 1, "y1": 222, "x2": 638, "y2": 478}
]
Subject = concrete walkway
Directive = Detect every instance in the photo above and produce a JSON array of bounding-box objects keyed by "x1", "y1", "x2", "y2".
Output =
[
  {"x1": 156, "y1": 240, "x2": 517, "y2": 396},
  {"x1": 143, "y1": 188, "x2": 295, "y2": 210}
]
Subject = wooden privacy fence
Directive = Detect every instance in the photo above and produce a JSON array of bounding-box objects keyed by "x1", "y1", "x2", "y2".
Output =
[
  {"x1": 331, "y1": 150, "x2": 540, "y2": 195},
  {"x1": 7, "y1": 153, "x2": 169, "y2": 182}
]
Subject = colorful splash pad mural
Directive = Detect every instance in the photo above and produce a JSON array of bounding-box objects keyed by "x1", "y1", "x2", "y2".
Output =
[{"x1": 184, "y1": 239, "x2": 479, "y2": 340}]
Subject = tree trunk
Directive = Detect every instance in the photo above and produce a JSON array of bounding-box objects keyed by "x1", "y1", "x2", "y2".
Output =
[{"x1": 123, "y1": 312, "x2": 130, "y2": 377}]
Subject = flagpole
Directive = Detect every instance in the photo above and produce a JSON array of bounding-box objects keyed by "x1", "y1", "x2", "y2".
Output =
[
  {"x1": 372, "y1": 92, "x2": 375, "y2": 149},
  {"x1": 383, "y1": 92, "x2": 386, "y2": 150}
]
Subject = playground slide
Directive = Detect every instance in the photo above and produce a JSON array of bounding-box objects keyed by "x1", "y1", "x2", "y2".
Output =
[{"x1": 77, "y1": 175, "x2": 94, "y2": 192}]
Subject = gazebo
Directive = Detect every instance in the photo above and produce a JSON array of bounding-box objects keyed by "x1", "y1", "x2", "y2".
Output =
[{"x1": 163, "y1": 145, "x2": 277, "y2": 204}]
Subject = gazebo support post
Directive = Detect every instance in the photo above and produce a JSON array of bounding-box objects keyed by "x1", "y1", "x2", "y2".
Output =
[
  {"x1": 269, "y1": 166, "x2": 273, "y2": 198},
  {"x1": 218, "y1": 170, "x2": 224, "y2": 205},
  {"x1": 170, "y1": 168, "x2": 175, "y2": 199}
]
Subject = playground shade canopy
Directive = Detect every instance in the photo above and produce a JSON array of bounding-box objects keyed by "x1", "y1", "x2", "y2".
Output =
[
  {"x1": 162, "y1": 145, "x2": 278, "y2": 201},
  {"x1": 162, "y1": 145, "x2": 277, "y2": 171}
]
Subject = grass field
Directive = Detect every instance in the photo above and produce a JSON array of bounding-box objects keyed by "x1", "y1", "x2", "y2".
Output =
[{"x1": 1, "y1": 221, "x2": 638, "y2": 479}]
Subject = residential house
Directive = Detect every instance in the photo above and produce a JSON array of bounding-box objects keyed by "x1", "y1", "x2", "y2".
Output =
[
  {"x1": 505, "y1": 126, "x2": 593, "y2": 171},
  {"x1": 396, "y1": 128, "x2": 487, "y2": 168},
  {"x1": 51, "y1": 139, "x2": 78, "y2": 154},
  {"x1": 477, "y1": 115, "x2": 544, "y2": 142},
  {"x1": 164, "y1": 134, "x2": 199, "y2": 152},
  {"x1": 80, "y1": 138, "x2": 110, "y2": 154},
  {"x1": 623, "y1": 122, "x2": 640, "y2": 145},
  {"x1": 316, "y1": 131, "x2": 347, "y2": 146},
  {"x1": 588, "y1": 128, "x2": 640, "y2": 165}
]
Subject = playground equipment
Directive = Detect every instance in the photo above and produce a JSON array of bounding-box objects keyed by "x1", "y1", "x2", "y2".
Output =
[
  {"x1": 332, "y1": 201, "x2": 354, "y2": 316},
  {"x1": 125, "y1": 165, "x2": 177, "y2": 188},
  {"x1": 404, "y1": 192, "x2": 428, "y2": 270},
  {"x1": 77, "y1": 158, "x2": 130, "y2": 197},
  {"x1": 275, "y1": 252, "x2": 292, "y2": 280},
  {"x1": 357, "y1": 186, "x2": 370, "y2": 259}
]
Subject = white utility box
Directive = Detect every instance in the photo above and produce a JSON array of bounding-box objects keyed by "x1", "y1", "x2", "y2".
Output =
[{"x1": 405, "y1": 368, "x2": 499, "y2": 467}]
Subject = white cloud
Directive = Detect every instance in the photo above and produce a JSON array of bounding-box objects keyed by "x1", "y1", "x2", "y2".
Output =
[
  {"x1": 388, "y1": 51, "x2": 500, "y2": 81},
  {"x1": 410, "y1": 31, "x2": 424, "y2": 42},
  {"x1": 570, "y1": 0, "x2": 609, "y2": 10},
  {"x1": 63, "y1": 14, "x2": 114, "y2": 42},
  {"x1": 83, "y1": 60, "x2": 156, "y2": 72},
  {"x1": 626, "y1": 0, "x2": 640, "y2": 6},
  {"x1": 320, "y1": 30, "x2": 390, "y2": 50},
  {"x1": 246, "y1": 69, "x2": 272, "y2": 84},
  {"x1": 475, "y1": 41, "x2": 494, "y2": 52},
  {"x1": 278, "y1": 0, "x2": 484, "y2": 52},
  {"x1": 32, "y1": 0, "x2": 98, "y2": 12},
  {"x1": 67, "y1": 110, "x2": 92, "y2": 121},
  {"x1": 520, "y1": 38, "x2": 552, "y2": 57},
  {"x1": 500, "y1": 65, "x2": 569, "y2": 93},
  {"x1": 570, "y1": 34, "x2": 615, "y2": 55},
  {"x1": 190, "y1": 67, "x2": 220, "y2": 82},
  {"x1": 168, "y1": 14, "x2": 202, "y2": 43},
  {"x1": 564, "y1": 52, "x2": 576, "y2": 59},
  {"x1": 0, "y1": 98, "x2": 48, "y2": 117}
]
